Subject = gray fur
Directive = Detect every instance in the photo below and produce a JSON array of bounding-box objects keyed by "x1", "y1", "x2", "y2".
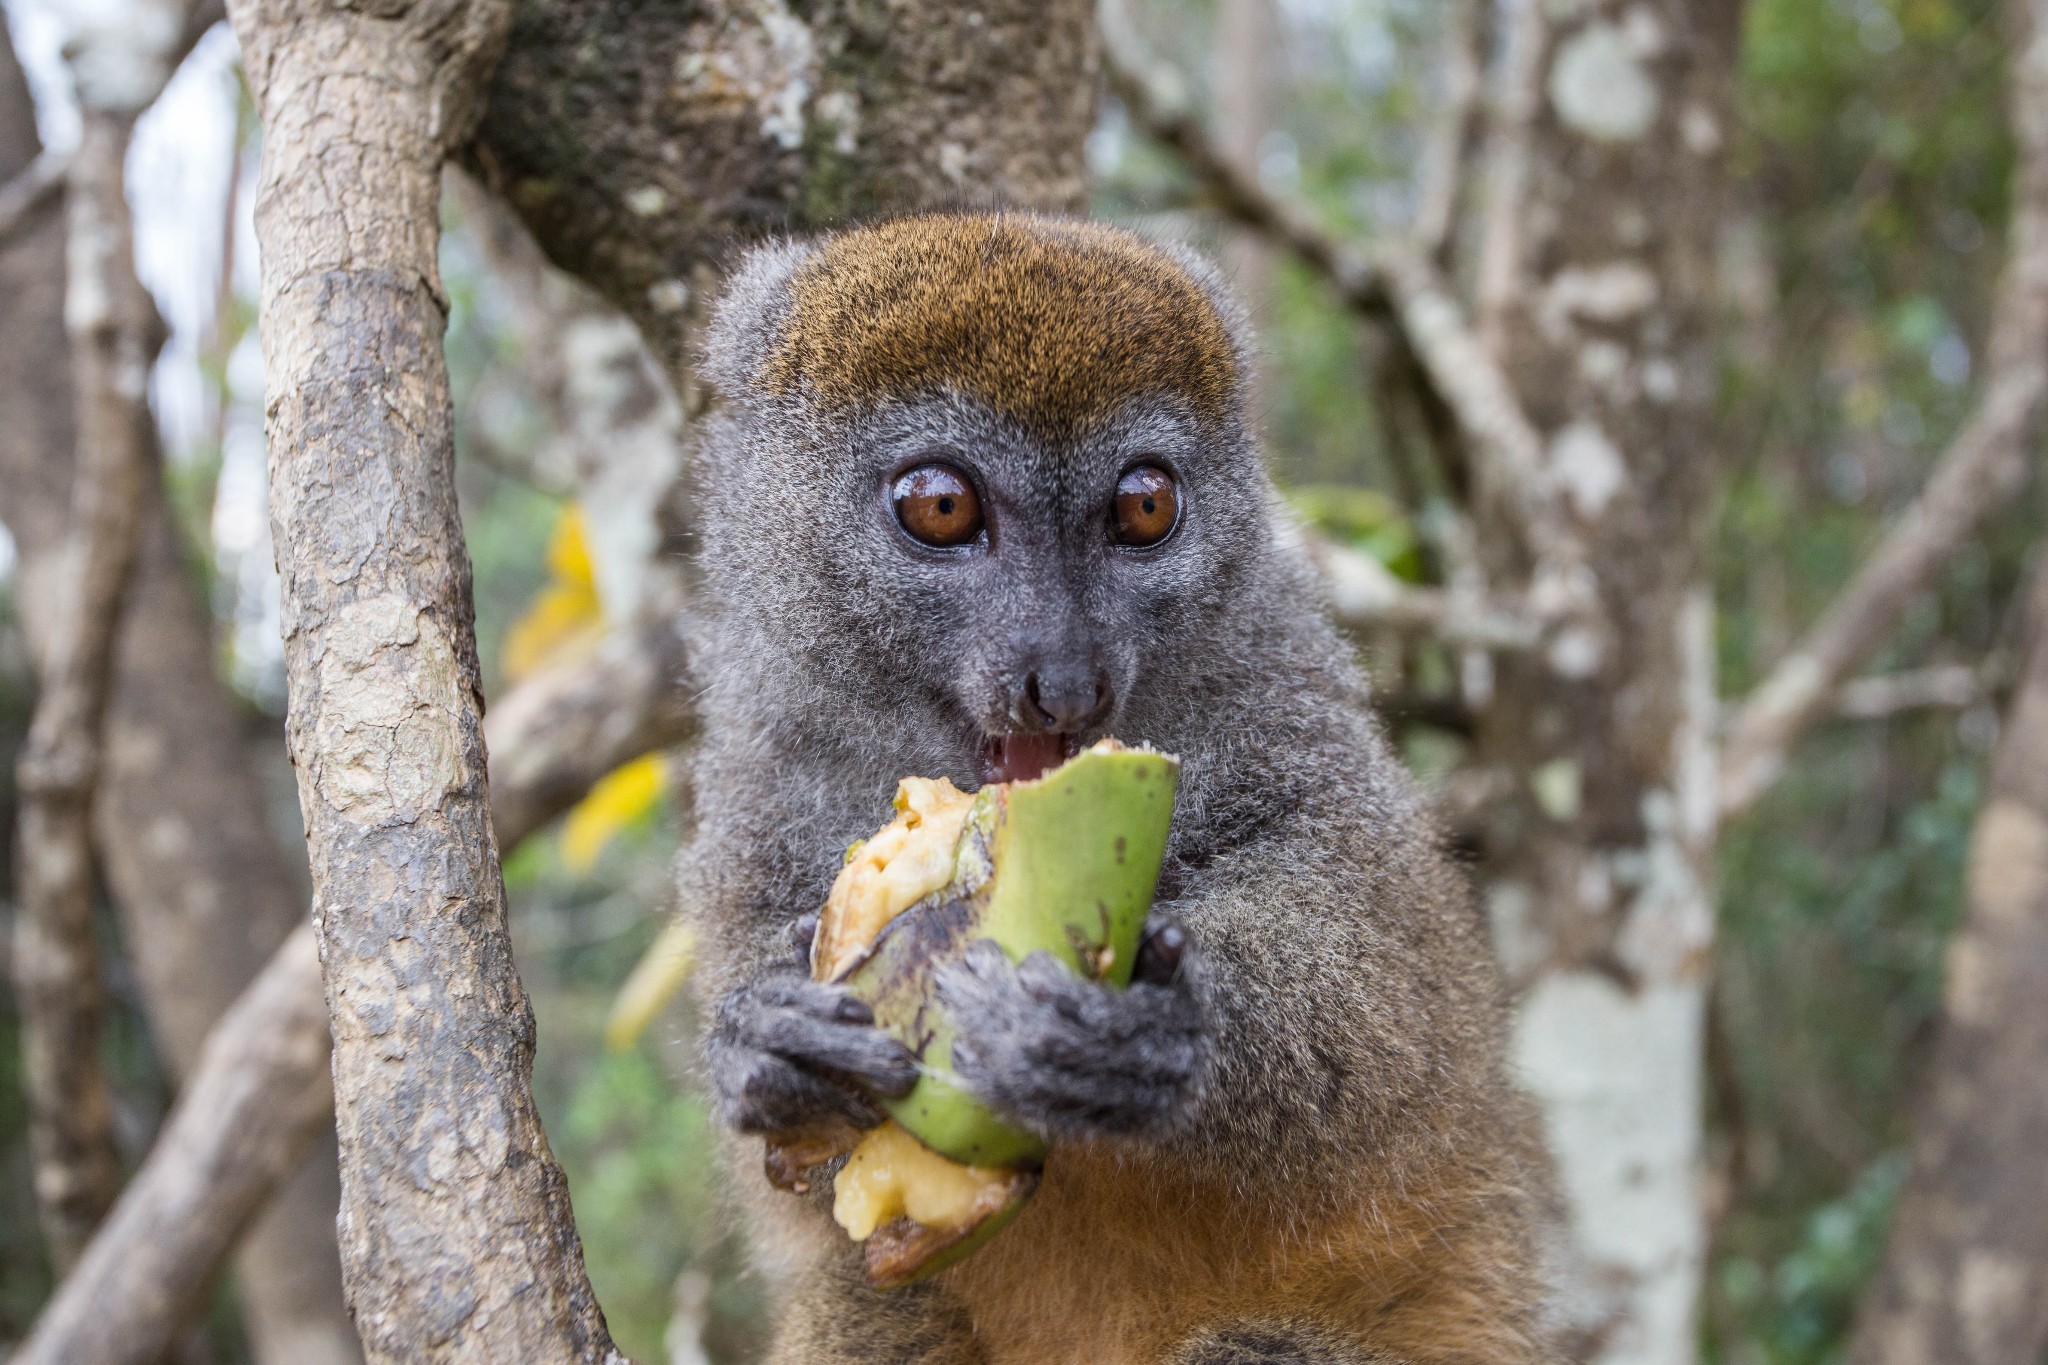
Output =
[{"x1": 682, "y1": 216, "x2": 1551, "y2": 1363}]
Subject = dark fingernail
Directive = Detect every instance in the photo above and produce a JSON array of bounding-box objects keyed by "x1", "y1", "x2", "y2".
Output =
[
  {"x1": 789, "y1": 913, "x2": 820, "y2": 964},
  {"x1": 833, "y1": 995, "x2": 874, "y2": 1025},
  {"x1": 1133, "y1": 923, "x2": 1187, "y2": 985}
]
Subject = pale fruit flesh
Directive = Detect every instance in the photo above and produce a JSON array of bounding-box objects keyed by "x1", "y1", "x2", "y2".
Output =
[
  {"x1": 812, "y1": 776, "x2": 976, "y2": 981},
  {"x1": 831, "y1": 1119, "x2": 1016, "y2": 1240}
]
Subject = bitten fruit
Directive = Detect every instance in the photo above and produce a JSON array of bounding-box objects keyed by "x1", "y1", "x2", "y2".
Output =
[{"x1": 782, "y1": 740, "x2": 1178, "y2": 1288}]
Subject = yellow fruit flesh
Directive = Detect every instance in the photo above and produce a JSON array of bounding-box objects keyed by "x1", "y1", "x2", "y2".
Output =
[
  {"x1": 813, "y1": 776, "x2": 976, "y2": 981},
  {"x1": 810, "y1": 776, "x2": 1013, "y2": 1248},
  {"x1": 832, "y1": 1120, "x2": 1016, "y2": 1240}
]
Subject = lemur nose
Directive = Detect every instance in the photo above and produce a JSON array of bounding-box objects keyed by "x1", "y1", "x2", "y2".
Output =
[{"x1": 1021, "y1": 666, "x2": 1113, "y2": 732}]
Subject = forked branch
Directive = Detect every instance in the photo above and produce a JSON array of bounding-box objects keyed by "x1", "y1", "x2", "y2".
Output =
[
  {"x1": 1099, "y1": 8, "x2": 1574, "y2": 577},
  {"x1": 1719, "y1": 7, "x2": 2048, "y2": 818}
]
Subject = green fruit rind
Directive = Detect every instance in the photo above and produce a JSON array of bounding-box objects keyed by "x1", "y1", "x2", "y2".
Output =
[{"x1": 835, "y1": 745, "x2": 1179, "y2": 1168}]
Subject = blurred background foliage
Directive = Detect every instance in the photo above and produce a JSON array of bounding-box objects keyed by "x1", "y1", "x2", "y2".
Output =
[{"x1": 0, "y1": 0, "x2": 2041, "y2": 1360}]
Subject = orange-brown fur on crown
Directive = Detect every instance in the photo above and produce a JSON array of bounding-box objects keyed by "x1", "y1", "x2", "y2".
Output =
[{"x1": 761, "y1": 215, "x2": 1240, "y2": 439}]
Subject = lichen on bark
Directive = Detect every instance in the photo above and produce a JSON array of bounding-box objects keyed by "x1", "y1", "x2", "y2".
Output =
[{"x1": 472, "y1": 0, "x2": 1096, "y2": 362}]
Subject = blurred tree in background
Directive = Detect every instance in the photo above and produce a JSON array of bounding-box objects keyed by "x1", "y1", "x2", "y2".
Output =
[{"x1": 0, "y1": 0, "x2": 2044, "y2": 1361}]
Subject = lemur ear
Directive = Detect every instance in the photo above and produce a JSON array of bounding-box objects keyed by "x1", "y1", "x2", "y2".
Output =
[{"x1": 701, "y1": 238, "x2": 818, "y2": 400}]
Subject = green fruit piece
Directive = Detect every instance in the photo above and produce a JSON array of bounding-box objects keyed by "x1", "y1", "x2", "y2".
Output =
[{"x1": 831, "y1": 743, "x2": 1180, "y2": 1168}]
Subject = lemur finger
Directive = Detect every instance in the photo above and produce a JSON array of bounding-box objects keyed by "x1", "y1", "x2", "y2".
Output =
[
  {"x1": 788, "y1": 912, "x2": 821, "y2": 967},
  {"x1": 745, "y1": 1006, "x2": 920, "y2": 1098},
  {"x1": 709, "y1": 1038, "x2": 885, "y2": 1133}
]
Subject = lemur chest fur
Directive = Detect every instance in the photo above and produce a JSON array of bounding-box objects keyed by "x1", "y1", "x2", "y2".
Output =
[{"x1": 936, "y1": 1144, "x2": 1490, "y2": 1364}]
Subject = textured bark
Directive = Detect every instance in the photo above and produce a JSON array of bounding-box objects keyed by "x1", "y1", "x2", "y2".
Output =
[
  {"x1": 0, "y1": 19, "x2": 358, "y2": 1357},
  {"x1": 12, "y1": 90, "x2": 157, "y2": 1281},
  {"x1": 470, "y1": 0, "x2": 1098, "y2": 365},
  {"x1": 13, "y1": 614, "x2": 701, "y2": 1365},
  {"x1": 225, "y1": 0, "x2": 622, "y2": 1358},
  {"x1": 1843, "y1": 563, "x2": 2048, "y2": 1365},
  {"x1": 1459, "y1": 6, "x2": 1746, "y2": 1362}
]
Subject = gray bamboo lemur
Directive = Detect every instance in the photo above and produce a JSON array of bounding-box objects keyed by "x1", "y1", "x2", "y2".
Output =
[{"x1": 683, "y1": 213, "x2": 1555, "y2": 1364}]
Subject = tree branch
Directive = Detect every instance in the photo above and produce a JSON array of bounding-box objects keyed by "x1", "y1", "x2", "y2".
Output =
[
  {"x1": 1308, "y1": 536, "x2": 1541, "y2": 651},
  {"x1": 224, "y1": 0, "x2": 629, "y2": 1357},
  {"x1": 9, "y1": 924, "x2": 334, "y2": 1365},
  {"x1": 471, "y1": 0, "x2": 1098, "y2": 366},
  {"x1": 12, "y1": 614, "x2": 697, "y2": 1365},
  {"x1": 0, "y1": 147, "x2": 66, "y2": 251},
  {"x1": 1831, "y1": 664, "x2": 1990, "y2": 721},
  {"x1": 1410, "y1": 0, "x2": 1484, "y2": 261},
  {"x1": 10, "y1": 0, "x2": 196, "y2": 1264},
  {"x1": 1845, "y1": 556, "x2": 2048, "y2": 1364},
  {"x1": 1099, "y1": 8, "x2": 1576, "y2": 575},
  {"x1": 1471, "y1": 0, "x2": 1547, "y2": 351},
  {"x1": 1718, "y1": 10, "x2": 2048, "y2": 818}
]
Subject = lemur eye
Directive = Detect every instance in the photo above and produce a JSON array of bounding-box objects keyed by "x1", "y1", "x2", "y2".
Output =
[
  {"x1": 1112, "y1": 465, "x2": 1180, "y2": 548},
  {"x1": 893, "y1": 463, "x2": 985, "y2": 548}
]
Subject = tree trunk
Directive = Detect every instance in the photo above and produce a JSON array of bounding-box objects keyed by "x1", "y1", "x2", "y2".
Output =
[
  {"x1": 224, "y1": 0, "x2": 625, "y2": 1358},
  {"x1": 470, "y1": 0, "x2": 1098, "y2": 363},
  {"x1": 1463, "y1": 3, "x2": 1746, "y2": 1361},
  {"x1": 1842, "y1": 18, "x2": 2048, "y2": 1361},
  {"x1": 10, "y1": 86, "x2": 154, "y2": 1283},
  {"x1": 0, "y1": 18, "x2": 359, "y2": 1359},
  {"x1": 1843, "y1": 562, "x2": 2048, "y2": 1365}
]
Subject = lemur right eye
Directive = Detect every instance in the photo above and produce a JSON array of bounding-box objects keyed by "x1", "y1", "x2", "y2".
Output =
[{"x1": 892, "y1": 464, "x2": 985, "y2": 548}]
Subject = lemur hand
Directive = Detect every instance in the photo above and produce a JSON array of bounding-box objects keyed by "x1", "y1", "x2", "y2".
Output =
[
  {"x1": 707, "y1": 913, "x2": 919, "y2": 1135},
  {"x1": 935, "y1": 914, "x2": 1213, "y2": 1141}
]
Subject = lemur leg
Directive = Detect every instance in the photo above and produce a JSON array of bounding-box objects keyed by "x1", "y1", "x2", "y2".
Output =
[
  {"x1": 1165, "y1": 1323, "x2": 1389, "y2": 1365},
  {"x1": 763, "y1": 1263, "x2": 983, "y2": 1365}
]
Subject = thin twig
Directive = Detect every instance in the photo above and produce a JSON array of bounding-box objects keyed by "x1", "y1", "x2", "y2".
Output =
[
  {"x1": 1309, "y1": 536, "x2": 1540, "y2": 650},
  {"x1": 0, "y1": 147, "x2": 68, "y2": 250},
  {"x1": 1831, "y1": 664, "x2": 1990, "y2": 720},
  {"x1": 1718, "y1": 22, "x2": 2048, "y2": 818}
]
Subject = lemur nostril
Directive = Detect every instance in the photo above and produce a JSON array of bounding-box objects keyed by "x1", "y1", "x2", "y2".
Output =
[
  {"x1": 1021, "y1": 673, "x2": 1053, "y2": 729},
  {"x1": 1021, "y1": 666, "x2": 1109, "y2": 732}
]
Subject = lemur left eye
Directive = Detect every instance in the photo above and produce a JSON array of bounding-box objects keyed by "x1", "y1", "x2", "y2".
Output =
[
  {"x1": 1112, "y1": 465, "x2": 1180, "y2": 548},
  {"x1": 893, "y1": 463, "x2": 985, "y2": 548}
]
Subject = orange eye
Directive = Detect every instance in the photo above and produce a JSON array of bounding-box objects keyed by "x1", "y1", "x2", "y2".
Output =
[
  {"x1": 893, "y1": 463, "x2": 984, "y2": 548},
  {"x1": 1112, "y1": 465, "x2": 1180, "y2": 547}
]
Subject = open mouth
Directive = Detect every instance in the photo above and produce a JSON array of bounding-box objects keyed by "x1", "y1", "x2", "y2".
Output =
[{"x1": 978, "y1": 733, "x2": 1083, "y2": 786}]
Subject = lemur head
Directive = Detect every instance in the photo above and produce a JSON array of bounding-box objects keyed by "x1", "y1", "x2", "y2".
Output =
[{"x1": 696, "y1": 213, "x2": 1296, "y2": 787}]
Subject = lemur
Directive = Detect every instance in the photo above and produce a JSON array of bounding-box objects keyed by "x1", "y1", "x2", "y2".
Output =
[{"x1": 682, "y1": 213, "x2": 1556, "y2": 1364}]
